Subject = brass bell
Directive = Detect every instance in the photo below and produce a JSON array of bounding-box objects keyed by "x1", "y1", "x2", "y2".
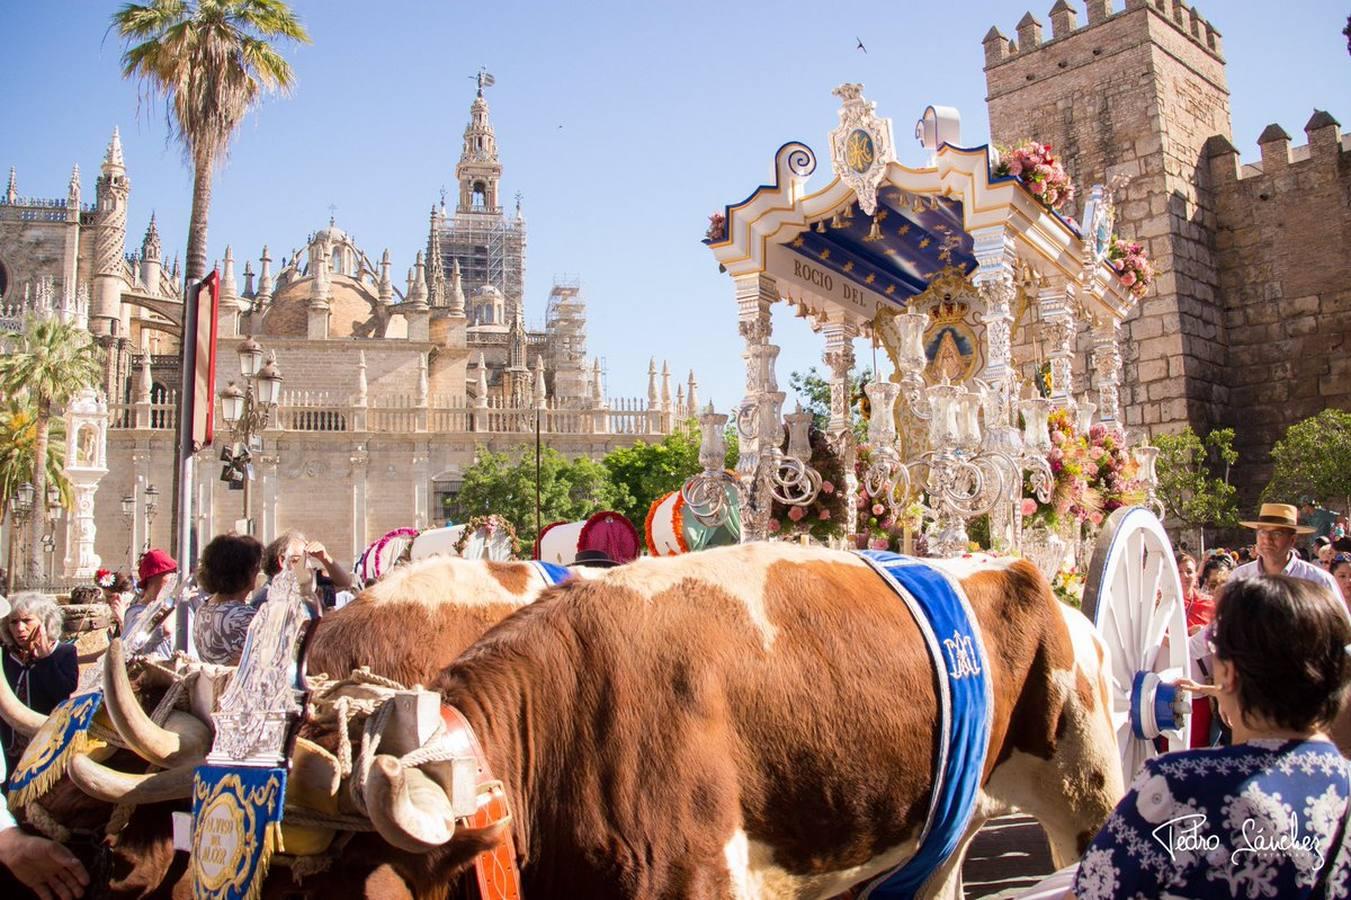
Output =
[
  {"x1": 815, "y1": 219, "x2": 828, "y2": 233},
  {"x1": 864, "y1": 214, "x2": 884, "y2": 242}
]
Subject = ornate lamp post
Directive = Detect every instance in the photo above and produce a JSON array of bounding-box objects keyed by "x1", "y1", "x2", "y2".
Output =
[
  {"x1": 6, "y1": 482, "x2": 35, "y2": 593},
  {"x1": 142, "y1": 483, "x2": 160, "y2": 551},
  {"x1": 121, "y1": 492, "x2": 135, "y2": 570},
  {"x1": 219, "y1": 339, "x2": 283, "y2": 534},
  {"x1": 42, "y1": 485, "x2": 61, "y2": 582}
]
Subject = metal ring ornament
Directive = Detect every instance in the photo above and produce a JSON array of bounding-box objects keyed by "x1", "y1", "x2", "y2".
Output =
[
  {"x1": 680, "y1": 472, "x2": 739, "y2": 529},
  {"x1": 769, "y1": 453, "x2": 822, "y2": 507}
]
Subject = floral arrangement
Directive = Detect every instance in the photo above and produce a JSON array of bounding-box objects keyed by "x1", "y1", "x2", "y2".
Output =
[
  {"x1": 853, "y1": 443, "x2": 925, "y2": 551},
  {"x1": 994, "y1": 139, "x2": 1075, "y2": 212},
  {"x1": 452, "y1": 514, "x2": 521, "y2": 558},
  {"x1": 705, "y1": 212, "x2": 727, "y2": 243},
  {"x1": 1051, "y1": 566, "x2": 1086, "y2": 609},
  {"x1": 768, "y1": 425, "x2": 847, "y2": 543},
  {"x1": 95, "y1": 568, "x2": 115, "y2": 589},
  {"x1": 1023, "y1": 410, "x2": 1145, "y2": 531},
  {"x1": 1107, "y1": 234, "x2": 1155, "y2": 300},
  {"x1": 1034, "y1": 361, "x2": 1054, "y2": 399}
]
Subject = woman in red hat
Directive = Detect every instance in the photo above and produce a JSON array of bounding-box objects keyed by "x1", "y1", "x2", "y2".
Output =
[{"x1": 123, "y1": 549, "x2": 182, "y2": 659}]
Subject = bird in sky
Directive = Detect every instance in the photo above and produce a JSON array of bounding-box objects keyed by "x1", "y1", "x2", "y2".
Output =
[{"x1": 856, "y1": 37, "x2": 867, "y2": 53}]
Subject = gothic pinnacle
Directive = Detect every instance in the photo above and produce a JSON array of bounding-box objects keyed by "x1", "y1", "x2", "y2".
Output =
[
  {"x1": 68, "y1": 164, "x2": 80, "y2": 202},
  {"x1": 104, "y1": 126, "x2": 125, "y2": 170},
  {"x1": 6, "y1": 166, "x2": 16, "y2": 204},
  {"x1": 142, "y1": 212, "x2": 162, "y2": 260}
]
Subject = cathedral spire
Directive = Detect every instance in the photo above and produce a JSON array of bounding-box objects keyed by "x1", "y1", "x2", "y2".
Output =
[
  {"x1": 103, "y1": 126, "x2": 125, "y2": 174},
  {"x1": 456, "y1": 76, "x2": 502, "y2": 214},
  {"x1": 68, "y1": 164, "x2": 80, "y2": 205},
  {"x1": 378, "y1": 249, "x2": 393, "y2": 304},
  {"x1": 5, "y1": 167, "x2": 15, "y2": 204},
  {"x1": 426, "y1": 206, "x2": 447, "y2": 306},
  {"x1": 448, "y1": 258, "x2": 466, "y2": 317},
  {"x1": 142, "y1": 212, "x2": 162, "y2": 261}
]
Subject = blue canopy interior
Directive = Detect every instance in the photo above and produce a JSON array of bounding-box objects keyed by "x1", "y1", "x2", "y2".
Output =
[{"x1": 782, "y1": 192, "x2": 978, "y2": 309}]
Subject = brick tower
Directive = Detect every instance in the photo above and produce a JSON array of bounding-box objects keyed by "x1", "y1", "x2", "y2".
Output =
[{"x1": 983, "y1": 0, "x2": 1232, "y2": 435}]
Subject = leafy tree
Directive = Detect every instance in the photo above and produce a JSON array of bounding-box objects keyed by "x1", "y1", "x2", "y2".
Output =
[
  {"x1": 602, "y1": 421, "x2": 737, "y2": 528},
  {"x1": 113, "y1": 0, "x2": 310, "y2": 283},
  {"x1": 452, "y1": 446, "x2": 628, "y2": 549},
  {"x1": 1153, "y1": 426, "x2": 1239, "y2": 552},
  {"x1": 0, "y1": 319, "x2": 101, "y2": 584},
  {"x1": 1263, "y1": 408, "x2": 1351, "y2": 514},
  {"x1": 787, "y1": 365, "x2": 873, "y2": 442}
]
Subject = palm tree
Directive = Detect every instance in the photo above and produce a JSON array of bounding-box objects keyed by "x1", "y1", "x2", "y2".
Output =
[
  {"x1": 0, "y1": 320, "x2": 103, "y2": 586},
  {"x1": 112, "y1": 0, "x2": 310, "y2": 283},
  {"x1": 0, "y1": 400, "x2": 72, "y2": 593}
]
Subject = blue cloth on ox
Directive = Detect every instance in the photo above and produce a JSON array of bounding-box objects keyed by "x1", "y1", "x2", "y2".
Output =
[
  {"x1": 7, "y1": 690, "x2": 103, "y2": 807},
  {"x1": 531, "y1": 561, "x2": 572, "y2": 586},
  {"x1": 855, "y1": 550, "x2": 994, "y2": 899},
  {"x1": 191, "y1": 764, "x2": 287, "y2": 900}
]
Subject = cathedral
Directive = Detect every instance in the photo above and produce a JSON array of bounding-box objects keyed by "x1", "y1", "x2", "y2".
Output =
[{"x1": 0, "y1": 82, "x2": 694, "y2": 575}]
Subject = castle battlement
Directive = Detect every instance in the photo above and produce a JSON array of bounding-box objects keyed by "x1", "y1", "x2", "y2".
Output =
[
  {"x1": 1206, "y1": 111, "x2": 1347, "y2": 184},
  {"x1": 984, "y1": 0, "x2": 1222, "y2": 69}
]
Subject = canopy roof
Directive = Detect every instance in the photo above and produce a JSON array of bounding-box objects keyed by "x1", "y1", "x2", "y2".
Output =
[{"x1": 707, "y1": 135, "x2": 1135, "y2": 327}]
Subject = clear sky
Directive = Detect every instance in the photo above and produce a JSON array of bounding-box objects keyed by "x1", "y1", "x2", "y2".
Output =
[{"x1": 3, "y1": 1, "x2": 1348, "y2": 416}]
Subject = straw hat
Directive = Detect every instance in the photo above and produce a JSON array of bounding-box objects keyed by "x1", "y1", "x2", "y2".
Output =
[{"x1": 1239, "y1": 502, "x2": 1315, "y2": 534}]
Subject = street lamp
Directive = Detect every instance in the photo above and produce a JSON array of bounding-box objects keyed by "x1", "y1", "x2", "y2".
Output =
[
  {"x1": 6, "y1": 483, "x2": 35, "y2": 594},
  {"x1": 219, "y1": 340, "x2": 283, "y2": 534},
  {"x1": 144, "y1": 483, "x2": 160, "y2": 551},
  {"x1": 122, "y1": 493, "x2": 135, "y2": 570},
  {"x1": 43, "y1": 486, "x2": 61, "y2": 582}
]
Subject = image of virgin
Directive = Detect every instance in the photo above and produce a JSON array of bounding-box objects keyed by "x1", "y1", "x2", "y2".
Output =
[{"x1": 925, "y1": 326, "x2": 973, "y2": 383}]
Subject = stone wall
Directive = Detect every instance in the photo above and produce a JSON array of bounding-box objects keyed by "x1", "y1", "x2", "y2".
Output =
[
  {"x1": 985, "y1": 0, "x2": 1232, "y2": 437},
  {"x1": 1207, "y1": 117, "x2": 1351, "y2": 504}
]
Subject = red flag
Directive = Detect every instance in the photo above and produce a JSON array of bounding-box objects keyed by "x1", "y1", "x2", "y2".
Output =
[{"x1": 192, "y1": 271, "x2": 220, "y2": 448}]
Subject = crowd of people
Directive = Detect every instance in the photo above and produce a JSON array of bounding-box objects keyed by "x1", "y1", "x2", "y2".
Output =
[{"x1": 1, "y1": 501, "x2": 1349, "y2": 899}]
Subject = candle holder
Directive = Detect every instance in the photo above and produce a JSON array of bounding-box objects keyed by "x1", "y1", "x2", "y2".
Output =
[
  {"x1": 1133, "y1": 444, "x2": 1165, "y2": 519},
  {"x1": 680, "y1": 406, "x2": 742, "y2": 528}
]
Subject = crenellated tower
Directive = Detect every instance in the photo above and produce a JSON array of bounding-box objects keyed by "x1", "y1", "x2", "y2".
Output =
[{"x1": 984, "y1": 0, "x2": 1231, "y2": 435}]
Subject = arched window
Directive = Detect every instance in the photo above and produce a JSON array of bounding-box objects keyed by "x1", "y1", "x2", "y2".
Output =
[{"x1": 472, "y1": 182, "x2": 487, "y2": 210}]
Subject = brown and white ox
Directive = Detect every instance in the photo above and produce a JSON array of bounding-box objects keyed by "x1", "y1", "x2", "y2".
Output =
[
  {"x1": 316, "y1": 543, "x2": 1123, "y2": 899},
  {"x1": 0, "y1": 557, "x2": 562, "y2": 899}
]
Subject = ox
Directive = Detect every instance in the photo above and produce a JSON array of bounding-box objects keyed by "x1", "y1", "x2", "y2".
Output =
[
  {"x1": 0, "y1": 557, "x2": 561, "y2": 898},
  {"x1": 328, "y1": 544, "x2": 1123, "y2": 899}
]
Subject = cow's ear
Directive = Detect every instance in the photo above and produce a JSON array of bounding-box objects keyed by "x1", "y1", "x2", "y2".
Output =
[{"x1": 434, "y1": 817, "x2": 512, "y2": 875}]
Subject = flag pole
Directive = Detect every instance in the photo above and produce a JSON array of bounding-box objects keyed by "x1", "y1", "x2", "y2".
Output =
[{"x1": 173, "y1": 278, "x2": 202, "y2": 653}]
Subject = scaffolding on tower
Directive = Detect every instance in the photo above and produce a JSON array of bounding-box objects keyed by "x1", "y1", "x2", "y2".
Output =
[{"x1": 544, "y1": 276, "x2": 590, "y2": 406}]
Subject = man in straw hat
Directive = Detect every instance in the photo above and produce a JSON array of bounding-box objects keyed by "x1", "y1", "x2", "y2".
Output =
[{"x1": 1230, "y1": 502, "x2": 1340, "y2": 595}]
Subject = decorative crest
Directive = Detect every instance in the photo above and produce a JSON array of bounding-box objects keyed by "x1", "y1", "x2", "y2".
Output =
[{"x1": 828, "y1": 84, "x2": 896, "y2": 216}]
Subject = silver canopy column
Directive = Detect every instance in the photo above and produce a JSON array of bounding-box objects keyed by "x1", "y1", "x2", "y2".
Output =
[
  {"x1": 734, "y1": 273, "x2": 779, "y2": 542},
  {"x1": 972, "y1": 226, "x2": 1020, "y2": 550},
  {"x1": 822, "y1": 320, "x2": 859, "y2": 536}
]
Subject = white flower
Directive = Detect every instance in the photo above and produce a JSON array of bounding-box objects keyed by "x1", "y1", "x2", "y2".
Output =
[
  {"x1": 1076, "y1": 847, "x2": 1120, "y2": 900},
  {"x1": 1136, "y1": 773, "x2": 1180, "y2": 824},
  {"x1": 1303, "y1": 783, "x2": 1345, "y2": 840}
]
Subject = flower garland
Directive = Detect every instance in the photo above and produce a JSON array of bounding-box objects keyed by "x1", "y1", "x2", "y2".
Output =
[
  {"x1": 452, "y1": 514, "x2": 521, "y2": 558},
  {"x1": 1051, "y1": 567, "x2": 1086, "y2": 609},
  {"x1": 1107, "y1": 234, "x2": 1155, "y2": 300},
  {"x1": 853, "y1": 442, "x2": 925, "y2": 551},
  {"x1": 994, "y1": 139, "x2": 1075, "y2": 212},
  {"x1": 768, "y1": 425, "x2": 847, "y2": 542},
  {"x1": 1022, "y1": 410, "x2": 1145, "y2": 530},
  {"x1": 705, "y1": 212, "x2": 727, "y2": 243}
]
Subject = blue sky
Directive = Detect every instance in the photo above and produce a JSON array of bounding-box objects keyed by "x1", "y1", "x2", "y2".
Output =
[{"x1": 3, "y1": 1, "x2": 1348, "y2": 415}]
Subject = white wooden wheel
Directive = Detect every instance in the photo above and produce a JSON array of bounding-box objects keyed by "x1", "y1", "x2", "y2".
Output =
[{"x1": 1080, "y1": 506, "x2": 1192, "y2": 784}]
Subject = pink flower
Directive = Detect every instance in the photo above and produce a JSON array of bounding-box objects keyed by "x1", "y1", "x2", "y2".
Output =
[
  {"x1": 787, "y1": 506, "x2": 806, "y2": 522},
  {"x1": 1051, "y1": 431, "x2": 1065, "y2": 446},
  {"x1": 818, "y1": 509, "x2": 831, "y2": 521},
  {"x1": 821, "y1": 481, "x2": 835, "y2": 494},
  {"x1": 1007, "y1": 160, "x2": 1023, "y2": 176},
  {"x1": 1030, "y1": 180, "x2": 1047, "y2": 195},
  {"x1": 1021, "y1": 498, "x2": 1037, "y2": 517},
  {"x1": 872, "y1": 503, "x2": 886, "y2": 516},
  {"x1": 1120, "y1": 271, "x2": 1136, "y2": 287},
  {"x1": 767, "y1": 518, "x2": 781, "y2": 533},
  {"x1": 869, "y1": 537, "x2": 890, "y2": 550},
  {"x1": 1089, "y1": 511, "x2": 1104, "y2": 526}
]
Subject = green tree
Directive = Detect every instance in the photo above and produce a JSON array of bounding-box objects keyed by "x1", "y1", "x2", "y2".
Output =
[
  {"x1": 0, "y1": 319, "x2": 102, "y2": 584},
  {"x1": 0, "y1": 401, "x2": 72, "y2": 593},
  {"x1": 113, "y1": 0, "x2": 310, "y2": 283},
  {"x1": 1154, "y1": 426, "x2": 1239, "y2": 552},
  {"x1": 787, "y1": 365, "x2": 873, "y2": 441},
  {"x1": 602, "y1": 421, "x2": 738, "y2": 528},
  {"x1": 1263, "y1": 408, "x2": 1351, "y2": 514},
  {"x1": 452, "y1": 447, "x2": 628, "y2": 549}
]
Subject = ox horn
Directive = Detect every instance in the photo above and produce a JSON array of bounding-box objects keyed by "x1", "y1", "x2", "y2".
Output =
[
  {"x1": 103, "y1": 638, "x2": 212, "y2": 767},
  {"x1": 364, "y1": 754, "x2": 458, "y2": 854},
  {"x1": 67, "y1": 753, "x2": 197, "y2": 805},
  {"x1": 0, "y1": 655, "x2": 47, "y2": 736}
]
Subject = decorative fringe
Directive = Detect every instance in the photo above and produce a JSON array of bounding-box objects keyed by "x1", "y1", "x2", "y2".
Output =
[
  {"x1": 241, "y1": 821, "x2": 284, "y2": 900},
  {"x1": 7, "y1": 728, "x2": 103, "y2": 809}
]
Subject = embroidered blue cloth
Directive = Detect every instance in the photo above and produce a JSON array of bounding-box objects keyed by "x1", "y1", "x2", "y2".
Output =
[
  {"x1": 7, "y1": 690, "x2": 103, "y2": 806},
  {"x1": 856, "y1": 550, "x2": 994, "y2": 899},
  {"x1": 531, "y1": 561, "x2": 571, "y2": 586},
  {"x1": 191, "y1": 764, "x2": 287, "y2": 900},
  {"x1": 1073, "y1": 739, "x2": 1351, "y2": 899}
]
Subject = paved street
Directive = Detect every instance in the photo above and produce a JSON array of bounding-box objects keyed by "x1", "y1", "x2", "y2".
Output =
[{"x1": 962, "y1": 814, "x2": 1057, "y2": 899}]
